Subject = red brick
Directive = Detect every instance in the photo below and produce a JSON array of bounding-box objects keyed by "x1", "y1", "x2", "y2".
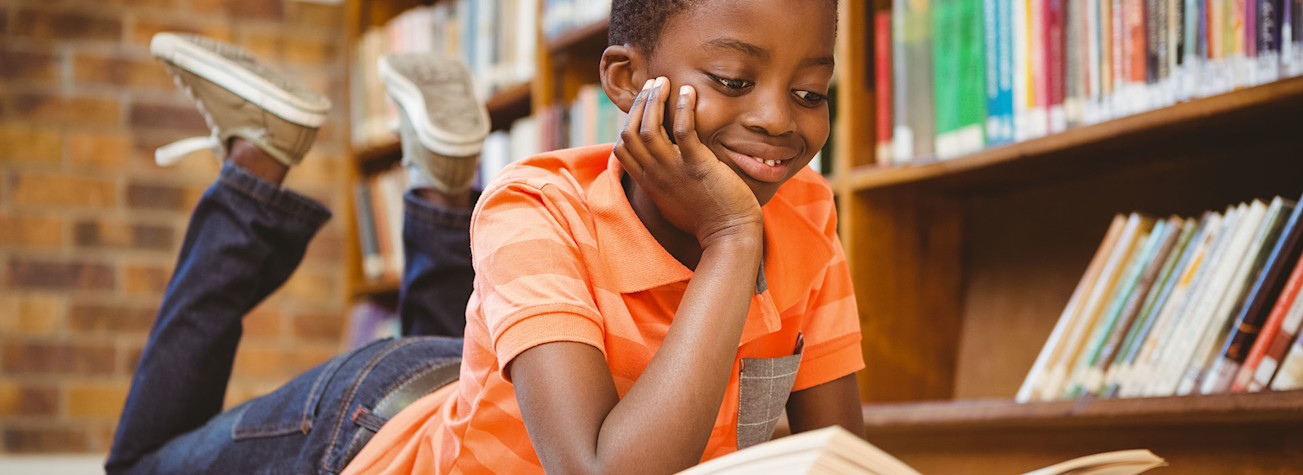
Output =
[
  {"x1": 10, "y1": 93, "x2": 122, "y2": 128},
  {"x1": 123, "y1": 263, "x2": 172, "y2": 296},
  {"x1": 291, "y1": 311, "x2": 343, "y2": 342},
  {"x1": 7, "y1": 258, "x2": 115, "y2": 291},
  {"x1": 128, "y1": 102, "x2": 207, "y2": 132},
  {"x1": 68, "y1": 132, "x2": 132, "y2": 169},
  {"x1": 0, "y1": 48, "x2": 58, "y2": 82},
  {"x1": 125, "y1": 181, "x2": 204, "y2": 211},
  {"x1": 281, "y1": 270, "x2": 339, "y2": 304},
  {"x1": 10, "y1": 9, "x2": 121, "y2": 41},
  {"x1": 73, "y1": 53, "x2": 173, "y2": 89},
  {"x1": 73, "y1": 219, "x2": 175, "y2": 251},
  {"x1": 66, "y1": 383, "x2": 129, "y2": 418},
  {"x1": 303, "y1": 228, "x2": 344, "y2": 263},
  {"x1": 0, "y1": 295, "x2": 65, "y2": 335},
  {"x1": 0, "y1": 214, "x2": 62, "y2": 248},
  {"x1": 8, "y1": 172, "x2": 118, "y2": 208},
  {"x1": 287, "y1": 1, "x2": 343, "y2": 30},
  {"x1": 0, "y1": 381, "x2": 59, "y2": 417},
  {"x1": 0, "y1": 124, "x2": 62, "y2": 163},
  {"x1": 2, "y1": 340, "x2": 117, "y2": 375},
  {"x1": 3, "y1": 426, "x2": 91, "y2": 453},
  {"x1": 244, "y1": 306, "x2": 283, "y2": 339},
  {"x1": 130, "y1": 18, "x2": 234, "y2": 46},
  {"x1": 68, "y1": 302, "x2": 157, "y2": 334}
]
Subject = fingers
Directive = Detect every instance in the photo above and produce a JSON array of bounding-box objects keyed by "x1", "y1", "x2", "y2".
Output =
[
  {"x1": 614, "y1": 79, "x2": 655, "y2": 176},
  {"x1": 672, "y1": 85, "x2": 704, "y2": 154},
  {"x1": 639, "y1": 77, "x2": 677, "y2": 161}
]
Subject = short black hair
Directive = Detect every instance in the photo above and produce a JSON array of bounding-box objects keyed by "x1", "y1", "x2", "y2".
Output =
[
  {"x1": 608, "y1": 0, "x2": 703, "y2": 55},
  {"x1": 608, "y1": 0, "x2": 839, "y2": 56}
]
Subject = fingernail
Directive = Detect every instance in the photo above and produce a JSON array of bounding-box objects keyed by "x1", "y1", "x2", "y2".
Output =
[
  {"x1": 680, "y1": 85, "x2": 691, "y2": 96},
  {"x1": 655, "y1": 77, "x2": 667, "y2": 88},
  {"x1": 643, "y1": 79, "x2": 654, "y2": 91}
]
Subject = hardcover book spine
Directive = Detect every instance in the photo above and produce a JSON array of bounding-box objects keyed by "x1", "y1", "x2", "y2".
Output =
[
  {"x1": 986, "y1": 0, "x2": 1017, "y2": 145},
  {"x1": 1014, "y1": 0, "x2": 1032, "y2": 139},
  {"x1": 1269, "y1": 338, "x2": 1303, "y2": 389},
  {"x1": 1047, "y1": 0, "x2": 1068, "y2": 132},
  {"x1": 959, "y1": 0, "x2": 990, "y2": 155},
  {"x1": 876, "y1": 10, "x2": 895, "y2": 165},
  {"x1": 1249, "y1": 252, "x2": 1303, "y2": 390}
]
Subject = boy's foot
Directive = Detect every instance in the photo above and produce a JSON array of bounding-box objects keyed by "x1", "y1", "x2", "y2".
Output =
[
  {"x1": 378, "y1": 53, "x2": 490, "y2": 194},
  {"x1": 150, "y1": 33, "x2": 332, "y2": 167}
]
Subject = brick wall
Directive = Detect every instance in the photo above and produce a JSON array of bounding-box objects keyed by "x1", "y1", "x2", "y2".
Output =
[{"x1": 1, "y1": 0, "x2": 353, "y2": 454}]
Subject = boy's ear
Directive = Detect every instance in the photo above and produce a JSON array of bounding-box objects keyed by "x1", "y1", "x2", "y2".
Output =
[{"x1": 600, "y1": 45, "x2": 645, "y2": 113}]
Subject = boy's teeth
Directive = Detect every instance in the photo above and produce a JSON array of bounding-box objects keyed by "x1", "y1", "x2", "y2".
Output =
[{"x1": 751, "y1": 156, "x2": 780, "y2": 167}]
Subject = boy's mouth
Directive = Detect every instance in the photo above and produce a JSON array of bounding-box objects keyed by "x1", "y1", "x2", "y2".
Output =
[{"x1": 722, "y1": 143, "x2": 800, "y2": 183}]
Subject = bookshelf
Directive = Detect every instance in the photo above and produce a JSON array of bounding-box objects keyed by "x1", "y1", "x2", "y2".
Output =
[
  {"x1": 834, "y1": 0, "x2": 1303, "y2": 472},
  {"x1": 341, "y1": 0, "x2": 1303, "y2": 471}
]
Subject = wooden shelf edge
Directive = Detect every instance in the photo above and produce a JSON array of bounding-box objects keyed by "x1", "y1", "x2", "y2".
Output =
[
  {"x1": 546, "y1": 18, "x2": 610, "y2": 54},
  {"x1": 837, "y1": 75, "x2": 1303, "y2": 192},
  {"x1": 352, "y1": 278, "x2": 402, "y2": 299},
  {"x1": 861, "y1": 390, "x2": 1303, "y2": 431}
]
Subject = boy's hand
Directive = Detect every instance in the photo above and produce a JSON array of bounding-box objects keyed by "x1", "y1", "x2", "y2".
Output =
[{"x1": 614, "y1": 77, "x2": 762, "y2": 247}]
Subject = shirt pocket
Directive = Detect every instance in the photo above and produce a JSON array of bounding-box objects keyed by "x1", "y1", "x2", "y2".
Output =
[{"x1": 735, "y1": 349, "x2": 802, "y2": 449}]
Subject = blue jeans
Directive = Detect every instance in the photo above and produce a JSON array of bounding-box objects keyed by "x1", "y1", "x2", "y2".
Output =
[{"x1": 106, "y1": 163, "x2": 472, "y2": 474}]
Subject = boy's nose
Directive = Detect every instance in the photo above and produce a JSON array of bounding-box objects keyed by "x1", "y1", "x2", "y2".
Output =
[{"x1": 741, "y1": 88, "x2": 797, "y2": 137}]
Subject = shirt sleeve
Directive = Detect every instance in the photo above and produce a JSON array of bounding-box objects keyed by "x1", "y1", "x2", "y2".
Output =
[
  {"x1": 471, "y1": 179, "x2": 607, "y2": 379},
  {"x1": 792, "y1": 218, "x2": 865, "y2": 392}
]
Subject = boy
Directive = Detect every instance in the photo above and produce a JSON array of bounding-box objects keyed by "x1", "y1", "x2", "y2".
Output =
[
  {"x1": 347, "y1": 0, "x2": 862, "y2": 473},
  {"x1": 110, "y1": 0, "x2": 861, "y2": 472}
]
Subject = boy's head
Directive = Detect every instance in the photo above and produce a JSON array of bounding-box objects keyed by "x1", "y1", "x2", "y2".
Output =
[{"x1": 601, "y1": 0, "x2": 838, "y2": 206}]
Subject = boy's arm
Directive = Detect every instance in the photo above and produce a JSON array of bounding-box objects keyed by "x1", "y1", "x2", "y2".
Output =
[
  {"x1": 785, "y1": 373, "x2": 865, "y2": 437},
  {"x1": 510, "y1": 79, "x2": 763, "y2": 474}
]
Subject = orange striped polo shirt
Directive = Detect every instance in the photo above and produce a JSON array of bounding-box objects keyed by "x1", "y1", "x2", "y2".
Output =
[{"x1": 343, "y1": 144, "x2": 864, "y2": 474}]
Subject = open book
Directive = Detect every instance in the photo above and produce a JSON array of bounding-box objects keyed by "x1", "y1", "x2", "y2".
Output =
[{"x1": 677, "y1": 426, "x2": 1166, "y2": 475}]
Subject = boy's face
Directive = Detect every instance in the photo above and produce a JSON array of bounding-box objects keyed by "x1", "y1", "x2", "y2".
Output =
[{"x1": 647, "y1": 0, "x2": 837, "y2": 205}]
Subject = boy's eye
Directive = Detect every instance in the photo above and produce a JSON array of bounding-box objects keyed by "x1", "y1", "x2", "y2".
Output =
[
  {"x1": 794, "y1": 90, "x2": 828, "y2": 106},
  {"x1": 709, "y1": 74, "x2": 753, "y2": 91}
]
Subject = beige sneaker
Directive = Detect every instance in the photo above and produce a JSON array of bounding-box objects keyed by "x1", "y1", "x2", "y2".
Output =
[
  {"x1": 150, "y1": 33, "x2": 332, "y2": 167},
  {"x1": 379, "y1": 53, "x2": 490, "y2": 194}
]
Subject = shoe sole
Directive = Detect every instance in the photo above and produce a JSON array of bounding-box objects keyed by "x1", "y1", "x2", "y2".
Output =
[
  {"x1": 151, "y1": 33, "x2": 330, "y2": 127},
  {"x1": 378, "y1": 55, "x2": 490, "y2": 157}
]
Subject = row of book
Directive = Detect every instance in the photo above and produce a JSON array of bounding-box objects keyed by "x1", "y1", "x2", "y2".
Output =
[
  {"x1": 1018, "y1": 192, "x2": 1303, "y2": 402},
  {"x1": 350, "y1": 0, "x2": 538, "y2": 150},
  {"x1": 541, "y1": 0, "x2": 612, "y2": 41},
  {"x1": 354, "y1": 166, "x2": 409, "y2": 283},
  {"x1": 877, "y1": 0, "x2": 1303, "y2": 164}
]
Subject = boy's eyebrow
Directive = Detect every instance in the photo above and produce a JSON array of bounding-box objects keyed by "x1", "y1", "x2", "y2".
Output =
[{"x1": 701, "y1": 38, "x2": 835, "y2": 68}]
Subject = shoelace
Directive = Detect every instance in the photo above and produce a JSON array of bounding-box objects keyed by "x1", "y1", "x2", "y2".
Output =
[{"x1": 155, "y1": 136, "x2": 220, "y2": 166}]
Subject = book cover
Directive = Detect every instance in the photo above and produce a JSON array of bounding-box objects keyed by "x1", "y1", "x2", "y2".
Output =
[
  {"x1": 1039, "y1": 213, "x2": 1149, "y2": 399},
  {"x1": 987, "y1": 0, "x2": 1018, "y2": 145},
  {"x1": 1185, "y1": 198, "x2": 1289, "y2": 394},
  {"x1": 1018, "y1": 214, "x2": 1129, "y2": 402},
  {"x1": 1268, "y1": 327, "x2": 1303, "y2": 390},
  {"x1": 876, "y1": 9, "x2": 895, "y2": 164},
  {"x1": 1156, "y1": 201, "x2": 1263, "y2": 396},
  {"x1": 1089, "y1": 217, "x2": 1184, "y2": 395},
  {"x1": 1066, "y1": 217, "x2": 1160, "y2": 397},
  {"x1": 1205, "y1": 196, "x2": 1301, "y2": 393},
  {"x1": 1128, "y1": 210, "x2": 1226, "y2": 397},
  {"x1": 1249, "y1": 249, "x2": 1303, "y2": 390},
  {"x1": 893, "y1": 0, "x2": 938, "y2": 162},
  {"x1": 1103, "y1": 216, "x2": 1199, "y2": 397},
  {"x1": 677, "y1": 426, "x2": 1166, "y2": 475}
]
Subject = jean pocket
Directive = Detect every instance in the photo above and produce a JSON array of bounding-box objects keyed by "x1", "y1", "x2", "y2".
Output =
[{"x1": 735, "y1": 352, "x2": 802, "y2": 449}]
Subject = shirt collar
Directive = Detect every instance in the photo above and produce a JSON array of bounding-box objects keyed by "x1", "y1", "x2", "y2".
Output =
[{"x1": 589, "y1": 153, "x2": 837, "y2": 314}]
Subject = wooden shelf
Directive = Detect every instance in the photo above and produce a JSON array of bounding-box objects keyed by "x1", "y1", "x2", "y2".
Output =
[
  {"x1": 546, "y1": 18, "x2": 609, "y2": 55},
  {"x1": 836, "y1": 75, "x2": 1303, "y2": 193},
  {"x1": 861, "y1": 390, "x2": 1303, "y2": 432}
]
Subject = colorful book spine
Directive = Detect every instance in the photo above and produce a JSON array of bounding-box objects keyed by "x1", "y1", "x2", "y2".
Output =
[
  {"x1": 1046, "y1": 0, "x2": 1068, "y2": 132},
  {"x1": 876, "y1": 10, "x2": 896, "y2": 164},
  {"x1": 986, "y1": 0, "x2": 1017, "y2": 145},
  {"x1": 894, "y1": 0, "x2": 938, "y2": 162},
  {"x1": 1249, "y1": 250, "x2": 1303, "y2": 390},
  {"x1": 1268, "y1": 322, "x2": 1303, "y2": 389}
]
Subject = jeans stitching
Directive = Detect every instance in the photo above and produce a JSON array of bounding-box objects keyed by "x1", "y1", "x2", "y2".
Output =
[{"x1": 319, "y1": 337, "x2": 450, "y2": 472}]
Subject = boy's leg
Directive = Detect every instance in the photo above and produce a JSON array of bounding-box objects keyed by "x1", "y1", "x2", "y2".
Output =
[
  {"x1": 107, "y1": 33, "x2": 332, "y2": 472},
  {"x1": 379, "y1": 53, "x2": 490, "y2": 337}
]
